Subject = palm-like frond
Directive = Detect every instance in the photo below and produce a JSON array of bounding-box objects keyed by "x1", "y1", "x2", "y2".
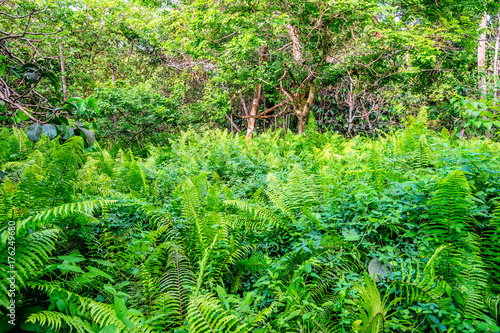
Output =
[
  {"x1": 26, "y1": 311, "x2": 94, "y2": 333},
  {"x1": 425, "y1": 170, "x2": 472, "y2": 278},
  {"x1": 355, "y1": 273, "x2": 400, "y2": 333},
  {"x1": 159, "y1": 243, "x2": 195, "y2": 324},
  {"x1": 0, "y1": 229, "x2": 59, "y2": 310},
  {"x1": 392, "y1": 245, "x2": 449, "y2": 307},
  {"x1": 458, "y1": 234, "x2": 489, "y2": 320},
  {"x1": 186, "y1": 294, "x2": 250, "y2": 333},
  {"x1": 29, "y1": 283, "x2": 156, "y2": 332}
]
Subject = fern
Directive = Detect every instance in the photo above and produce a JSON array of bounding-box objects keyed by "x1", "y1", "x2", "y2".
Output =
[
  {"x1": 0, "y1": 229, "x2": 59, "y2": 310},
  {"x1": 485, "y1": 294, "x2": 500, "y2": 322},
  {"x1": 26, "y1": 311, "x2": 94, "y2": 333},
  {"x1": 186, "y1": 294, "x2": 250, "y2": 333},
  {"x1": 281, "y1": 164, "x2": 318, "y2": 209},
  {"x1": 408, "y1": 135, "x2": 433, "y2": 171},
  {"x1": 392, "y1": 245, "x2": 449, "y2": 308},
  {"x1": 44, "y1": 137, "x2": 86, "y2": 206},
  {"x1": 16, "y1": 199, "x2": 115, "y2": 233},
  {"x1": 483, "y1": 204, "x2": 500, "y2": 284},
  {"x1": 225, "y1": 165, "x2": 318, "y2": 228},
  {"x1": 181, "y1": 178, "x2": 209, "y2": 256},
  {"x1": 355, "y1": 273, "x2": 399, "y2": 333},
  {"x1": 368, "y1": 143, "x2": 384, "y2": 192},
  {"x1": 158, "y1": 243, "x2": 195, "y2": 325},
  {"x1": 225, "y1": 199, "x2": 282, "y2": 228},
  {"x1": 457, "y1": 234, "x2": 489, "y2": 320},
  {"x1": 425, "y1": 170, "x2": 472, "y2": 278},
  {"x1": 0, "y1": 137, "x2": 115, "y2": 314},
  {"x1": 29, "y1": 282, "x2": 155, "y2": 332}
]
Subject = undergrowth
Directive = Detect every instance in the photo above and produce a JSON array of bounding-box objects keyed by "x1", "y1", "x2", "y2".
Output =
[{"x1": 1, "y1": 115, "x2": 500, "y2": 332}]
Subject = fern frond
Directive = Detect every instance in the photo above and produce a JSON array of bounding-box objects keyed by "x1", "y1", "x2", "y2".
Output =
[
  {"x1": 159, "y1": 243, "x2": 195, "y2": 323},
  {"x1": 26, "y1": 311, "x2": 94, "y2": 333},
  {"x1": 181, "y1": 179, "x2": 206, "y2": 251},
  {"x1": 186, "y1": 294, "x2": 250, "y2": 333},
  {"x1": 483, "y1": 204, "x2": 500, "y2": 283},
  {"x1": 393, "y1": 245, "x2": 449, "y2": 307},
  {"x1": 224, "y1": 200, "x2": 282, "y2": 228},
  {"x1": 0, "y1": 229, "x2": 59, "y2": 309},
  {"x1": 15, "y1": 199, "x2": 115, "y2": 234},
  {"x1": 368, "y1": 143, "x2": 384, "y2": 192},
  {"x1": 281, "y1": 164, "x2": 318, "y2": 210},
  {"x1": 485, "y1": 294, "x2": 500, "y2": 321},
  {"x1": 426, "y1": 170, "x2": 472, "y2": 278},
  {"x1": 355, "y1": 273, "x2": 398, "y2": 333},
  {"x1": 458, "y1": 234, "x2": 489, "y2": 320},
  {"x1": 30, "y1": 282, "x2": 155, "y2": 332}
]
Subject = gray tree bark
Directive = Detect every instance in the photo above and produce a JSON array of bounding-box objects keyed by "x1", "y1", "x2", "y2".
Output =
[{"x1": 478, "y1": 12, "x2": 488, "y2": 96}]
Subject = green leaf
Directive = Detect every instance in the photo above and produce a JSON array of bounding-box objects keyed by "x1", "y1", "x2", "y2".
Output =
[
  {"x1": 27, "y1": 123, "x2": 43, "y2": 142},
  {"x1": 286, "y1": 310, "x2": 301, "y2": 320},
  {"x1": 56, "y1": 264, "x2": 84, "y2": 273},
  {"x1": 86, "y1": 98, "x2": 100, "y2": 114},
  {"x1": 58, "y1": 255, "x2": 86, "y2": 263},
  {"x1": 122, "y1": 317, "x2": 135, "y2": 329},
  {"x1": 99, "y1": 324, "x2": 118, "y2": 333},
  {"x1": 76, "y1": 127, "x2": 95, "y2": 147},
  {"x1": 42, "y1": 72, "x2": 60, "y2": 92},
  {"x1": 61, "y1": 124, "x2": 74, "y2": 139},
  {"x1": 42, "y1": 124, "x2": 57, "y2": 138},
  {"x1": 54, "y1": 115, "x2": 70, "y2": 125},
  {"x1": 90, "y1": 259, "x2": 116, "y2": 267},
  {"x1": 63, "y1": 102, "x2": 79, "y2": 117},
  {"x1": 114, "y1": 296, "x2": 128, "y2": 321},
  {"x1": 87, "y1": 266, "x2": 114, "y2": 282},
  {"x1": 483, "y1": 111, "x2": 494, "y2": 118},
  {"x1": 18, "y1": 111, "x2": 29, "y2": 122},
  {"x1": 56, "y1": 299, "x2": 67, "y2": 311}
]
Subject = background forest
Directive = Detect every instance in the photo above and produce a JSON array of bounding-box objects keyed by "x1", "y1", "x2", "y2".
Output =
[{"x1": 2, "y1": 0, "x2": 500, "y2": 332}]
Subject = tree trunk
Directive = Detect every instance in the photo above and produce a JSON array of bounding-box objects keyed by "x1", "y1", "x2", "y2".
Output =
[
  {"x1": 225, "y1": 113, "x2": 241, "y2": 133},
  {"x1": 246, "y1": 45, "x2": 267, "y2": 139},
  {"x1": 287, "y1": 25, "x2": 303, "y2": 64},
  {"x1": 361, "y1": 102, "x2": 373, "y2": 132},
  {"x1": 297, "y1": 115, "x2": 307, "y2": 134},
  {"x1": 478, "y1": 12, "x2": 488, "y2": 96},
  {"x1": 494, "y1": 11, "x2": 500, "y2": 102},
  {"x1": 59, "y1": 43, "x2": 67, "y2": 101},
  {"x1": 246, "y1": 84, "x2": 261, "y2": 138},
  {"x1": 347, "y1": 76, "x2": 356, "y2": 135},
  {"x1": 297, "y1": 84, "x2": 315, "y2": 134}
]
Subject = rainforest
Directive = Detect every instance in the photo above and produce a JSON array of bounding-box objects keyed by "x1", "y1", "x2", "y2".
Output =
[{"x1": 1, "y1": 0, "x2": 500, "y2": 332}]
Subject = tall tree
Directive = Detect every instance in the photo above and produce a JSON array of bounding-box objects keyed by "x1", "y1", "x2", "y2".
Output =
[
  {"x1": 478, "y1": 12, "x2": 488, "y2": 96},
  {"x1": 494, "y1": 12, "x2": 500, "y2": 100}
]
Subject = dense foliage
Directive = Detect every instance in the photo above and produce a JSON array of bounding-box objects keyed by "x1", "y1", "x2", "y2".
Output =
[
  {"x1": 1, "y1": 113, "x2": 500, "y2": 332},
  {"x1": 2, "y1": 0, "x2": 500, "y2": 145},
  {"x1": 2, "y1": 0, "x2": 500, "y2": 332}
]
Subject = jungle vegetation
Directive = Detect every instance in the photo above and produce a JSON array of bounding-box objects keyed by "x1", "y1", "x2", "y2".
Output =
[{"x1": 2, "y1": 0, "x2": 500, "y2": 332}]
